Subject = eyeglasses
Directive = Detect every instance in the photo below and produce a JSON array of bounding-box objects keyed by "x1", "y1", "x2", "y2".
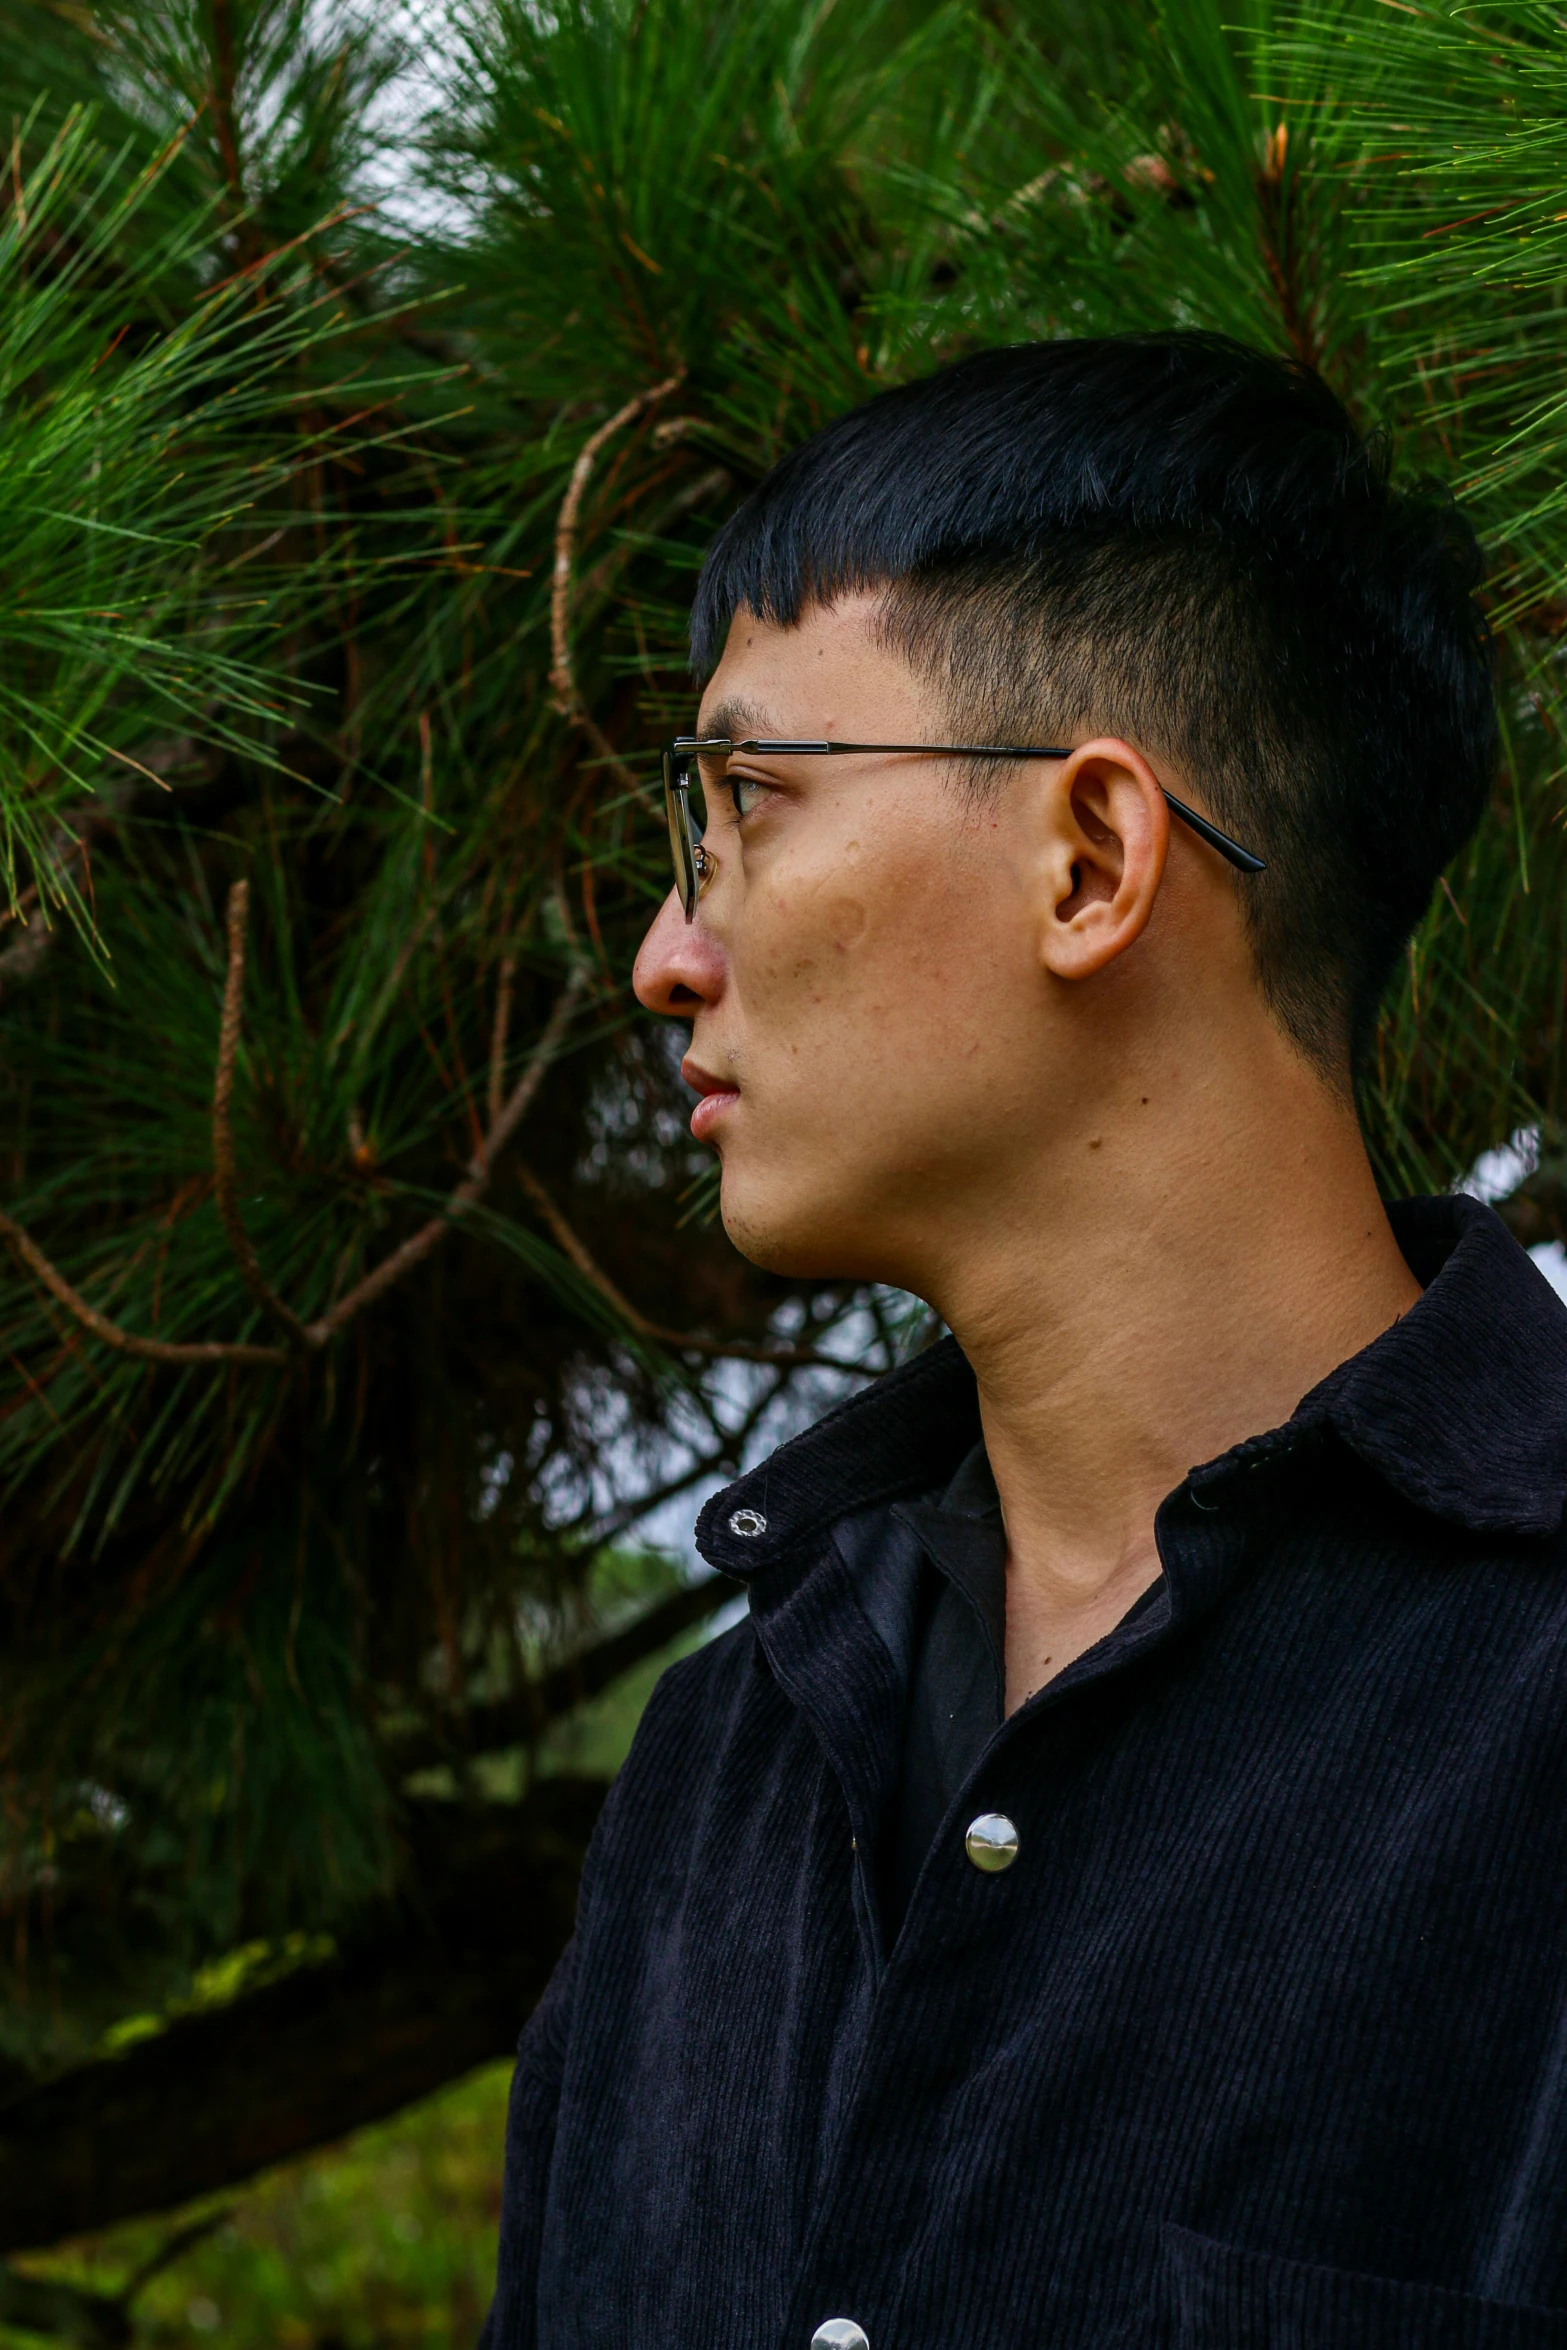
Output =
[{"x1": 659, "y1": 737, "x2": 1266, "y2": 921}]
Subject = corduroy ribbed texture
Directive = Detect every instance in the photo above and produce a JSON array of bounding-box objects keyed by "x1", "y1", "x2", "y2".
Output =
[{"x1": 482, "y1": 1198, "x2": 1567, "y2": 2350}]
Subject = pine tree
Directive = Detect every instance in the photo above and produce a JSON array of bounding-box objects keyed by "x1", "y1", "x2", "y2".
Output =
[{"x1": 1, "y1": 0, "x2": 1564, "y2": 2285}]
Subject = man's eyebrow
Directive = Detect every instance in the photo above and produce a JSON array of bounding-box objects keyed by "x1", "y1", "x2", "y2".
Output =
[{"x1": 695, "y1": 697, "x2": 778, "y2": 742}]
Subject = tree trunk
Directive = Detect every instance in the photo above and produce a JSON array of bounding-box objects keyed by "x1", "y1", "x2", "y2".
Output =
[{"x1": 0, "y1": 1779, "x2": 604, "y2": 2254}]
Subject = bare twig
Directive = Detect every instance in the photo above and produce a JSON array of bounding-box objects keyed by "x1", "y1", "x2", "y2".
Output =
[
  {"x1": 579, "y1": 465, "x2": 733, "y2": 607},
  {"x1": 580, "y1": 1369, "x2": 792, "y2": 1547},
  {"x1": 517, "y1": 1164, "x2": 871, "y2": 1373},
  {"x1": 488, "y1": 952, "x2": 518, "y2": 1128},
  {"x1": 212, "y1": 882, "x2": 310, "y2": 1347},
  {"x1": 518, "y1": 1164, "x2": 649, "y2": 1329},
  {"x1": 0, "y1": 1210, "x2": 289, "y2": 1367},
  {"x1": 0, "y1": 951, "x2": 589, "y2": 1372},
  {"x1": 550, "y1": 373, "x2": 683, "y2": 709},
  {"x1": 549, "y1": 373, "x2": 683, "y2": 792},
  {"x1": 302, "y1": 965, "x2": 589, "y2": 1344}
]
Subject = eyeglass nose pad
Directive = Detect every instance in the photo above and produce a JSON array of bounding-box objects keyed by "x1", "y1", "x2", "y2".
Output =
[{"x1": 694, "y1": 842, "x2": 716, "y2": 895}]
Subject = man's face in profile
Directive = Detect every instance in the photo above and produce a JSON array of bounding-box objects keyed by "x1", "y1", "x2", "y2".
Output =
[
  {"x1": 635, "y1": 592, "x2": 1034, "y2": 1284},
  {"x1": 633, "y1": 590, "x2": 1248, "y2": 1296}
]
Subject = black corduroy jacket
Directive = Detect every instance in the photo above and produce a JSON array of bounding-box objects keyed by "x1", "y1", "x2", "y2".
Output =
[{"x1": 482, "y1": 1196, "x2": 1567, "y2": 2350}]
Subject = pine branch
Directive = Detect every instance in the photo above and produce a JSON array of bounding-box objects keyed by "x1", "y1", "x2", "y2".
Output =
[
  {"x1": 306, "y1": 961, "x2": 589, "y2": 1340},
  {"x1": 1, "y1": 952, "x2": 589, "y2": 1368},
  {"x1": 0, "y1": 1210, "x2": 291, "y2": 1369},
  {"x1": 518, "y1": 1163, "x2": 872, "y2": 1372},
  {"x1": 570, "y1": 1361, "x2": 795, "y2": 1546},
  {"x1": 390, "y1": 1573, "x2": 740, "y2": 1774}
]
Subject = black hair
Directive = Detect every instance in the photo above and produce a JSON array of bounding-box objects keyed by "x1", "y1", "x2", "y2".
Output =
[{"x1": 690, "y1": 334, "x2": 1496, "y2": 1079}]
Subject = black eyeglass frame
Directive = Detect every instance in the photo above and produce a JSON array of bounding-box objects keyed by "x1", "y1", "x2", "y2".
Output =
[{"x1": 660, "y1": 736, "x2": 1265, "y2": 920}]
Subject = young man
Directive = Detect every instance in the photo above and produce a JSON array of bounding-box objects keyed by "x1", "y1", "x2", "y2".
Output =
[{"x1": 483, "y1": 336, "x2": 1567, "y2": 2350}]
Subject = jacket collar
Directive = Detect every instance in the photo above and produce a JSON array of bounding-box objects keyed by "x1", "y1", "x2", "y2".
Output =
[
  {"x1": 698, "y1": 1334, "x2": 981, "y2": 1583},
  {"x1": 696, "y1": 1194, "x2": 1567, "y2": 1584},
  {"x1": 1273, "y1": 1194, "x2": 1567, "y2": 1536}
]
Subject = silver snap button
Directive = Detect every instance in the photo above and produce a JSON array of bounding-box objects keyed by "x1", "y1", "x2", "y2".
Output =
[
  {"x1": 965, "y1": 1812, "x2": 1020, "y2": 1873},
  {"x1": 812, "y1": 2324, "x2": 869, "y2": 2350},
  {"x1": 728, "y1": 1507, "x2": 768, "y2": 1538}
]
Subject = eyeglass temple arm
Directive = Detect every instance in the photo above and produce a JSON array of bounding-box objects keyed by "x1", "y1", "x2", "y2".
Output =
[
  {"x1": 708, "y1": 740, "x2": 1267, "y2": 876},
  {"x1": 1157, "y1": 790, "x2": 1266, "y2": 875}
]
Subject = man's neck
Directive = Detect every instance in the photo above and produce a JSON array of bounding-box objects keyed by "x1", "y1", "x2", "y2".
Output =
[{"x1": 924, "y1": 1032, "x2": 1421, "y2": 1714}]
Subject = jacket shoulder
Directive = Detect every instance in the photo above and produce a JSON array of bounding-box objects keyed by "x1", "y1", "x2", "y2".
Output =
[
  {"x1": 572, "y1": 1604, "x2": 768, "y2": 1926},
  {"x1": 624, "y1": 1603, "x2": 757, "y2": 1761}
]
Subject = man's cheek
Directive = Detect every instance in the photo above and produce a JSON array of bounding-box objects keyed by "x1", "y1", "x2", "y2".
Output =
[
  {"x1": 736, "y1": 910, "x2": 835, "y2": 1006},
  {"x1": 823, "y1": 891, "x2": 869, "y2": 952}
]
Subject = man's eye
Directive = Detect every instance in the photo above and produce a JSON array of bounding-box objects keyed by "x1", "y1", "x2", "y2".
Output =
[{"x1": 728, "y1": 771, "x2": 768, "y2": 819}]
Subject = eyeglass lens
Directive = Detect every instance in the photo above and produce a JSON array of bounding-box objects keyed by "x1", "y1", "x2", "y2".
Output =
[{"x1": 665, "y1": 746, "x2": 733, "y2": 912}]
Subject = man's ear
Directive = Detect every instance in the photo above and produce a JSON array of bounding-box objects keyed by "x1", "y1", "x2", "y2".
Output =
[{"x1": 1032, "y1": 737, "x2": 1170, "y2": 981}]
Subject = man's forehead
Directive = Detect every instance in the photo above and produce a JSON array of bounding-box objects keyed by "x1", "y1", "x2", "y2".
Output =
[{"x1": 693, "y1": 590, "x2": 911, "y2": 735}]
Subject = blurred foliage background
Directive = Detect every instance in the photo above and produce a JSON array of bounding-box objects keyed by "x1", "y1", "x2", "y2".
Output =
[{"x1": 3, "y1": 0, "x2": 1567, "y2": 2338}]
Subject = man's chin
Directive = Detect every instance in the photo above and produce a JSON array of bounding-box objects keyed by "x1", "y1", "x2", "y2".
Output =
[{"x1": 719, "y1": 1186, "x2": 878, "y2": 1283}]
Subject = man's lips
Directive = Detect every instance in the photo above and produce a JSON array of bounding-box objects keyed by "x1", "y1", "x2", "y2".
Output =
[{"x1": 682, "y1": 1058, "x2": 740, "y2": 1141}]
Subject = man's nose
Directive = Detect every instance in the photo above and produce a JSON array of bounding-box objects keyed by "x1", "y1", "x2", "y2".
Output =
[{"x1": 632, "y1": 887, "x2": 726, "y2": 1015}]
